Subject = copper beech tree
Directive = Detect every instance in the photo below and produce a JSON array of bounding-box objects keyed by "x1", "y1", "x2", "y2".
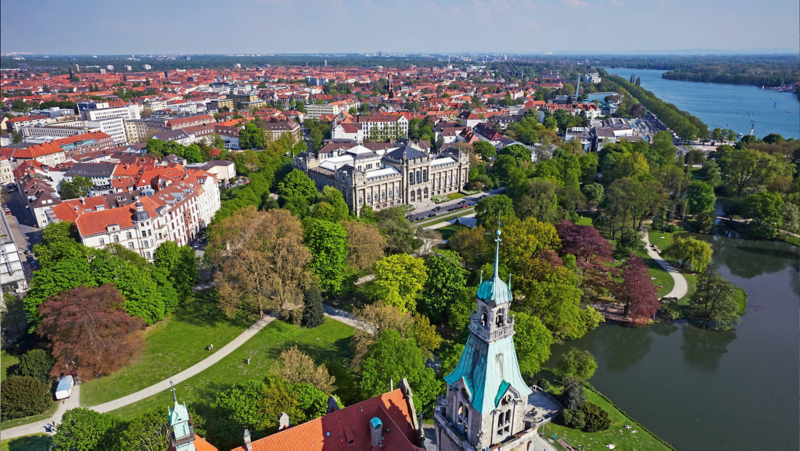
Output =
[
  {"x1": 214, "y1": 207, "x2": 313, "y2": 318},
  {"x1": 37, "y1": 285, "x2": 144, "y2": 380}
]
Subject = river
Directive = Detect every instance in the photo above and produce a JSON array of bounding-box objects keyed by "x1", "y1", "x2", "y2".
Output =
[
  {"x1": 547, "y1": 232, "x2": 799, "y2": 450},
  {"x1": 595, "y1": 68, "x2": 800, "y2": 140}
]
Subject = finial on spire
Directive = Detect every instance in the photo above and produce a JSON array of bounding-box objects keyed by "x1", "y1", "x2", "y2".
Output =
[
  {"x1": 479, "y1": 269, "x2": 483, "y2": 285},
  {"x1": 508, "y1": 273, "x2": 512, "y2": 293},
  {"x1": 170, "y1": 378, "x2": 177, "y2": 404},
  {"x1": 493, "y1": 210, "x2": 502, "y2": 278}
]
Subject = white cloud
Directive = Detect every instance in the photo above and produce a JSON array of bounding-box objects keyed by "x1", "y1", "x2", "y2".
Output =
[{"x1": 561, "y1": 0, "x2": 592, "y2": 7}]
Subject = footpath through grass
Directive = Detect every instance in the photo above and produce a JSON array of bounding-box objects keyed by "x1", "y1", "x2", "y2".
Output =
[
  {"x1": 81, "y1": 290, "x2": 250, "y2": 407},
  {"x1": 537, "y1": 371, "x2": 673, "y2": 451},
  {"x1": 105, "y1": 318, "x2": 357, "y2": 420},
  {"x1": 1, "y1": 433, "x2": 52, "y2": 451},
  {"x1": 437, "y1": 224, "x2": 469, "y2": 240}
]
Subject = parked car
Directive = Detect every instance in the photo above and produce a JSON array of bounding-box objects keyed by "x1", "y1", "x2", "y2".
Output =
[
  {"x1": 428, "y1": 213, "x2": 437, "y2": 218},
  {"x1": 433, "y1": 206, "x2": 442, "y2": 211}
]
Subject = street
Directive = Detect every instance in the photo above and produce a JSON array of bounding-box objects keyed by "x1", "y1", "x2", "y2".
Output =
[
  {"x1": 408, "y1": 187, "x2": 506, "y2": 222},
  {"x1": 3, "y1": 190, "x2": 42, "y2": 274}
]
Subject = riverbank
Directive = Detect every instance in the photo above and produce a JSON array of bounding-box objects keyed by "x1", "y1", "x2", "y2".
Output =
[{"x1": 535, "y1": 370, "x2": 674, "y2": 451}]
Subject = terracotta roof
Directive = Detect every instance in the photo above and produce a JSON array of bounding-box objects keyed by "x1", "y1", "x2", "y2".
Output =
[
  {"x1": 3, "y1": 142, "x2": 63, "y2": 159},
  {"x1": 230, "y1": 389, "x2": 423, "y2": 451}
]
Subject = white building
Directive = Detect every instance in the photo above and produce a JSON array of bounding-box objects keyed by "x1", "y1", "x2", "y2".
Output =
[{"x1": 584, "y1": 72, "x2": 601, "y2": 83}]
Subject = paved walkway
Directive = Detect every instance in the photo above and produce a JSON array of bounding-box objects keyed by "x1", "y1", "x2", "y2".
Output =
[
  {"x1": 0, "y1": 314, "x2": 276, "y2": 439},
  {"x1": 423, "y1": 213, "x2": 476, "y2": 230},
  {"x1": 323, "y1": 304, "x2": 368, "y2": 332},
  {"x1": 641, "y1": 231, "x2": 688, "y2": 300},
  {"x1": 1, "y1": 385, "x2": 81, "y2": 441}
]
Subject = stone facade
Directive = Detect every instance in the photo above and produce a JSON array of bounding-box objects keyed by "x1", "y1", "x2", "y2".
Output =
[{"x1": 293, "y1": 142, "x2": 469, "y2": 216}]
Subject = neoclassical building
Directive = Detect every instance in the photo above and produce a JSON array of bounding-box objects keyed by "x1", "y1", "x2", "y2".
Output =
[
  {"x1": 293, "y1": 141, "x2": 469, "y2": 216},
  {"x1": 434, "y1": 228, "x2": 562, "y2": 451}
]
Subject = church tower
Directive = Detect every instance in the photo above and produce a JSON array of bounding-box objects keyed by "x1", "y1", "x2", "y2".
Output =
[
  {"x1": 169, "y1": 384, "x2": 197, "y2": 451},
  {"x1": 434, "y1": 226, "x2": 539, "y2": 450}
]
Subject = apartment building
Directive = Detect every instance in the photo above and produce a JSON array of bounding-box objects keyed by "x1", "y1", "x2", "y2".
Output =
[
  {"x1": 6, "y1": 115, "x2": 53, "y2": 132},
  {"x1": 81, "y1": 104, "x2": 141, "y2": 121},
  {"x1": 264, "y1": 121, "x2": 301, "y2": 141},
  {"x1": 0, "y1": 213, "x2": 27, "y2": 293},
  {"x1": 0, "y1": 156, "x2": 13, "y2": 187},
  {"x1": 305, "y1": 100, "x2": 358, "y2": 119}
]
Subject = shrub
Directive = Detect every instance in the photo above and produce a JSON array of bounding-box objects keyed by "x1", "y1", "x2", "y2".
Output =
[
  {"x1": 1, "y1": 376, "x2": 52, "y2": 420},
  {"x1": 562, "y1": 376, "x2": 586, "y2": 410},
  {"x1": 537, "y1": 379, "x2": 551, "y2": 391},
  {"x1": 562, "y1": 407, "x2": 586, "y2": 429},
  {"x1": 557, "y1": 349, "x2": 597, "y2": 381},
  {"x1": 664, "y1": 224, "x2": 679, "y2": 233},
  {"x1": 583, "y1": 401, "x2": 612, "y2": 432},
  {"x1": 16, "y1": 349, "x2": 55, "y2": 384}
]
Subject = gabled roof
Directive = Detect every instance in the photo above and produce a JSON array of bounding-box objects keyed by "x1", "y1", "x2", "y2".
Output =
[{"x1": 230, "y1": 389, "x2": 423, "y2": 451}]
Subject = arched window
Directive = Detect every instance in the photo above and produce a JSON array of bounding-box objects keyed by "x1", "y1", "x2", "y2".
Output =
[
  {"x1": 496, "y1": 309, "x2": 505, "y2": 327},
  {"x1": 480, "y1": 310, "x2": 488, "y2": 327},
  {"x1": 423, "y1": 188, "x2": 428, "y2": 199},
  {"x1": 410, "y1": 191, "x2": 416, "y2": 201},
  {"x1": 417, "y1": 189, "x2": 422, "y2": 199}
]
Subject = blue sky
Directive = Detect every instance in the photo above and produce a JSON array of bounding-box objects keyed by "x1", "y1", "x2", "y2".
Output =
[{"x1": 2, "y1": 0, "x2": 798, "y2": 55}]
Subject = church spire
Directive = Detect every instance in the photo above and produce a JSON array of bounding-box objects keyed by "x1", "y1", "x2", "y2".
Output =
[{"x1": 493, "y1": 214, "x2": 502, "y2": 279}]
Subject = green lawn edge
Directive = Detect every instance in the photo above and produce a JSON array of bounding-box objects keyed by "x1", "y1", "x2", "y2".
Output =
[{"x1": 1, "y1": 433, "x2": 52, "y2": 451}]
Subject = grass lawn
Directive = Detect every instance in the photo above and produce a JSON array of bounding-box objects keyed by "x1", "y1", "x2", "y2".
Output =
[
  {"x1": 575, "y1": 216, "x2": 594, "y2": 226},
  {"x1": 416, "y1": 208, "x2": 475, "y2": 227},
  {"x1": 537, "y1": 372, "x2": 673, "y2": 450},
  {"x1": 2, "y1": 351, "x2": 19, "y2": 381},
  {"x1": 643, "y1": 255, "x2": 675, "y2": 297},
  {"x1": 81, "y1": 290, "x2": 250, "y2": 407},
  {"x1": 777, "y1": 232, "x2": 800, "y2": 247},
  {"x1": 437, "y1": 224, "x2": 468, "y2": 241},
  {"x1": 1, "y1": 433, "x2": 52, "y2": 451},
  {"x1": 446, "y1": 192, "x2": 466, "y2": 200},
  {"x1": 647, "y1": 229, "x2": 683, "y2": 251},
  {"x1": 0, "y1": 402, "x2": 58, "y2": 430},
  {"x1": 105, "y1": 318, "x2": 357, "y2": 420}
]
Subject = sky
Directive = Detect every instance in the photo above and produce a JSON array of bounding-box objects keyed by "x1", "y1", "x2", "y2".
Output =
[{"x1": 2, "y1": 0, "x2": 798, "y2": 55}]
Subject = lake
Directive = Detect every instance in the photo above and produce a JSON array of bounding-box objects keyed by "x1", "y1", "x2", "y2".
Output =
[
  {"x1": 598, "y1": 68, "x2": 800, "y2": 140},
  {"x1": 547, "y1": 233, "x2": 799, "y2": 450}
]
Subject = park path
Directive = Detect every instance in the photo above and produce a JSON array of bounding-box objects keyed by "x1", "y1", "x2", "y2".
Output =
[
  {"x1": 0, "y1": 313, "x2": 276, "y2": 440},
  {"x1": 1, "y1": 385, "x2": 81, "y2": 441},
  {"x1": 641, "y1": 231, "x2": 688, "y2": 300}
]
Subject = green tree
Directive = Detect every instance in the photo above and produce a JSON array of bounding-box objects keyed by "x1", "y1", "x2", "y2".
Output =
[
  {"x1": 153, "y1": 241, "x2": 197, "y2": 302},
  {"x1": 239, "y1": 122, "x2": 266, "y2": 149},
  {"x1": 213, "y1": 380, "x2": 269, "y2": 446},
  {"x1": 359, "y1": 330, "x2": 440, "y2": 415},
  {"x1": 582, "y1": 183, "x2": 604, "y2": 208},
  {"x1": 301, "y1": 284, "x2": 325, "y2": 328},
  {"x1": 52, "y1": 408, "x2": 120, "y2": 451},
  {"x1": 557, "y1": 348, "x2": 597, "y2": 381},
  {"x1": 0, "y1": 376, "x2": 51, "y2": 421},
  {"x1": 16, "y1": 349, "x2": 55, "y2": 384},
  {"x1": 512, "y1": 311, "x2": 554, "y2": 377},
  {"x1": 12, "y1": 132, "x2": 23, "y2": 144},
  {"x1": 421, "y1": 250, "x2": 467, "y2": 323},
  {"x1": 687, "y1": 181, "x2": 716, "y2": 215},
  {"x1": 313, "y1": 186, "x2": 349, "y2": 222},
  {"x1": 475, "y1": 194, "x2": 515, "y2": 227},
  {"x1": 614, "y1": 227, "x2": 646, "y2": 258},
  {"x1": 278, "y1": 169, "x2": 318, "y2": 216},
  {"x1": 744, "y1": 191, "x2": 784, "y2": 238},
  {"x1": 439, "y1": 343, "x2": 465, "y2": 377},
  {"x1": 375, "y1": 207, "x2": 421, "y2": 254},
  {"x1": 372, "y1": 254, "x2": 428, "y2": 312},
  {"x1": 664, "y1": 236, "x2": 713, "y2": 272},
  {"x1": 183, "y1": 143, "x2": 203, "y2": 163},
  {"x1": 473, "y1": 141, "x2": 496, "y2": 159},
  {"x1": 118, "y1": 408, "x2": 171, "y2": 451},
  {"x1": 60, "y1": 176, "x2": 94, "y2": 200},
  {"x1": 689, "y1": 266, "x2": 741, "y2": 330},
  {"x1": 303, "y1": 218, "x2": 348, "y2": 295}
]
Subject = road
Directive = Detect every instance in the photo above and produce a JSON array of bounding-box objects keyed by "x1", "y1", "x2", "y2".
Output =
[
  {"x1": 408, "y1": 187, "x2": 506, "y2": 223},
  {"x1": 3, "y1": 189, "x2": 42, "y2": 274}
]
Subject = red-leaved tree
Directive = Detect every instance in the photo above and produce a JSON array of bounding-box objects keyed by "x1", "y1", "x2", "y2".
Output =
[
  {"x1": 37, "y1": 285, "x2": 145, "y2": 380},
  {"x1": 616, "y1": 254, "x2": 660, "y2": 322},
  {"x1": 556, "y1": 221, "x2": 616, "y2": 294}
]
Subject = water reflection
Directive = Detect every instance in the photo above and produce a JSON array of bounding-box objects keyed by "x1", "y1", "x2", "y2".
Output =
[
  {"x1": 589, "y1": 325, "x2": 653, "y2": 373},
  {"x1": 651, "y1": 321, "x2": 680, "y2": 337},
  {"x1": 686, "y1": 233, "x2": 797, "y2": 279},
  {"x1": 680, "y1": 325, "x2": 737, "y2": 373}
]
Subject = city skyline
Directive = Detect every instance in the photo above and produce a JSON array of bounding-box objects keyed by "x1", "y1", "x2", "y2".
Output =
[{"x1": 2, "y1": 0, "x2": 798, "y2": 55}]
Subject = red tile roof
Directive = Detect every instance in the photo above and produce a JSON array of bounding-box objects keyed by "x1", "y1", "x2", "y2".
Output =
[{"x1": 230, "y1": 389, "x2": 423, "y2": 451}]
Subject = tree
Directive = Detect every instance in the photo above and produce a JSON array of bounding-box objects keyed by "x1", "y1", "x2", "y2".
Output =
[
  {"x1": 617, "y1": 254, "x2": 660, "y2": 320},
  {"x1": 273, "y1": 345, "x2": 336, "y2": 394},
  {"x1": 556, "y1": 221, "x2": 611, "y2": 264},
  {"x1": 448, "y1": 226, "x2": 490, "y2": 270},
  {"x1": 0, "y1": 376, "x2": 51, "y2": 421},
  {"x1": 582, "y1": 183, "x2": 604, "y2": 209},
  {"x1": 512, "y1": 311, "x2": 554, "y2": 377},
  {"x1": 16, "y1": 349, "x2": 55, "y2": 384},
  {"x1": 60, "y1": 176, "x2": 94, "y2": 200},
  {"x1": 37, "y1": 285, "x2": 145, "y2": 380},
  {"x1": 342, "y1": 221, "x2": 385, "y2": 271},
  {"x1": 475, "y1": 194, "x2": 515, "y2": 227},
  {"x1": 119, "y1": 408, "x2": 171, "y2": 451},
  {"x1": 375, "y1": 207, "x2": 421, "y2": 255},
  {"x1": 238, "y1": 122, "x2": 266, "y2": 149},
  {"x1": 421, "y1": 250, "x2": 467, "y2": 323},
  {"x1": 303, "y1": 218, "x2": 348, "y2": 295},
  {"x1": 687, "y1": 181, "x2": 716, "y2": 215},
  {"x1": 183, "y1": 143, "x2": 203, "y2": 163},
  {"x1": 744, "y1": 191, "x2": 784, "y2": 238},
  {"x1": 500, "y1": 216, "x2": 561, "y2": 273},
  {"x1": 213, "y1": 380, "x2": 269, "y2": 446},
  {"x1": 664, "y1": 236, "x2": 713, "y2": 272},
  {"x1": 53, "y1": 408, "x2": 120, "y2": 451},
  {"x1": 2, "y1": 292, "x2": 28, "y2": 334},
  {"x1": 214, "y1": 208, "x2": 312, "y2": 317},
  {"x1": 153, "y1": 241, "x2": 197, "y2": 302},
  {"x1": 360, "y1": 330, "x2": 440, "y2": 416},
  {"x1": 516, "y1": 266, "x2": 589, "y2": 340},
  {"x1": 301, "y1": 284, "x2": 324, "y2": 328},
  {"x1": 278, "y1": 169, "x2": 318, "y2": 216},
  {"x1": 561, "y1": 375, "x2": 586, "y2": 410},
  {"x1": 473, "y1": 141, "x2": 496, "y2": 159},
  {"x1": 371, "y1": 254, "x2": 427, "y2": 312},
  {"x1": 583, "y1": 401, "x2": 612, "y2": 432},
  {"x1": 514, "y1": 178, "x2": 561, "y2": 224},
  {"x1": 557, "y1": 348, "x2": 597, "y2": 381},
  {"x1": 614, "y1": 227, "x2": 645, "y2": 258},
  {"x1": 12, "y1": 132, "x2": 23, "y2": 144},
  {"x1": 690, "y1": 266, "x2": 741, "y2": 330},
  {"x1": 313, "y1": 186, "x2": 349, "y2": 222},
  {"x1": 349, "y1": 302, "x2": 413, "y2": 369},
  {"x1": 440, "y1": 343, "x2": 465, "y2": 377}
]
